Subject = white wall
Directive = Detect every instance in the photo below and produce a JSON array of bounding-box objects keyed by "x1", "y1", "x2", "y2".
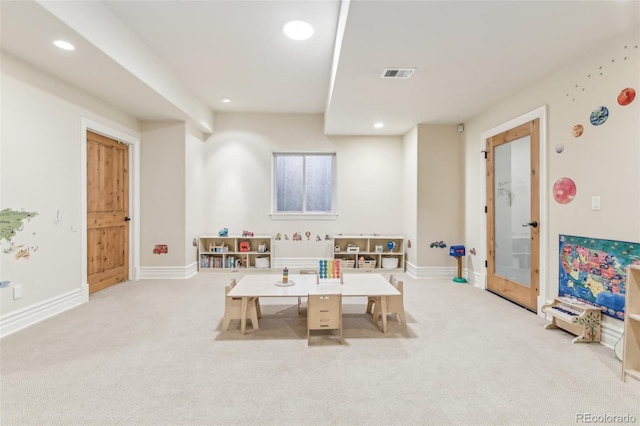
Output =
[
  {"x1": 462, "y1": 29, "x2": 640, "y2": 341},
  {"x1": 185, "y1": 126, "x2": 205, "y2": 266},
  {"x1": 203, "y1": 113, "x2": 404, "y2": 263},
  {"x1": 402, "y1": 127, "x2": 418, "y2": 269},
  {"x1": 416, "y1": 124, "x2": 464, "y2": 270},
  {"x1": 0, "y1": 54, "x2": 139, "y2": 335},
  {"x1": 140, "y1": 122, "x2": 187, "y2": 268}
]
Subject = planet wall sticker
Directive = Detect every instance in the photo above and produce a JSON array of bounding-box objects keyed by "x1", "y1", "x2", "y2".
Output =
[
  {"x1": 572, "y1": 124, "x2": 584, "y2": 137},
  {"x1": 590, "y1": 106, "x2": 609, "y2": 126},
  {"x1": 618, "y1": 87, "x2": 636, "y2": 106},
  {"x1": 553, "y1": 177, "x2": 577, "y2": 204}
]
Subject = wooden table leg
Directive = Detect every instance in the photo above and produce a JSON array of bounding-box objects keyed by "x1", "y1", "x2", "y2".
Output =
[
  {"x1": 381, "y1": 296, "x2": 388, "y2": 333},
  {"x1": 240, "y1": 297, "x2": 248, "y2": 335}
]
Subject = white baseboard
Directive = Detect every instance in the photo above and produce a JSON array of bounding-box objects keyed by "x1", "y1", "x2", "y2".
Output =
[
  {"x1": 0, "y1": 288, "x2": 84, "y2": 339},
  {"x1": 601, "y1": 320, "x2": 624, "y2": 350},
  {"x1": 405, "y1": 262, "x2": 456, "y2": 279},
  {"x1": 464, "y1": 269, "x2": 485, "y2": 288},
  {"x1": 138, "y1": 262, "x2": 198, "y2": 279}
]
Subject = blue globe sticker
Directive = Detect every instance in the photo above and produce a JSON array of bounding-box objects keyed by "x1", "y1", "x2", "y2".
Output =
[{"x1": 589, "y1": 106, "x2": 608, "y2": 126}]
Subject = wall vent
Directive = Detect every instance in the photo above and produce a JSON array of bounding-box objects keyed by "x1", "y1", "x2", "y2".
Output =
[{"x1": 381, "y1": 68, "x2": 415, "y2": 79}]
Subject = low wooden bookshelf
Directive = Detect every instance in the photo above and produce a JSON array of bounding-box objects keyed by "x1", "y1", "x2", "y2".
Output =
[
  {"x1": 198, "y1": 235, "x2": 272, "y2": 271},
  {"x1": 622, "y1": 265, "x2": 640, "y2": 383}
]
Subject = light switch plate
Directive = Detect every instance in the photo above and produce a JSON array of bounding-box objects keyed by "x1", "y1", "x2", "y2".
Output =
[
  {"x1": 13, "y1": 284, "x2": 22, "y2": 300},
  {"x1": 591, "y1": 196, "x2": 601, "y2": 211}
]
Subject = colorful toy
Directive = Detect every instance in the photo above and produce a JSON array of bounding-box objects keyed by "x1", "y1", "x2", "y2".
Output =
[
  {"x1": 430, "y1": 241, "x2": 447, "y2": 248},
  {"x1": 239, "y1": 240, "x2": 250, "y2": 252},
  {"x1": 218, "y1": 228, "x2": 229, "y2": 237},
  {"x1": 242, "y1": 230, "x2": 254, "y2": 237},
  {"x1": 449, "y1": 245, "x2": 467, "y2": 283}
]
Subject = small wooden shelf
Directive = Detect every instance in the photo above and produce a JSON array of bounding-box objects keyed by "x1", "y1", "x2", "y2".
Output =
[
  {"x1": 332, "y1": 235, "x2": 405, "y2": 272},
  {"x1": 622, "y1": 265, "x2": 640, "y2": 383},
  {"x1": 198, "y1": 235, "x2": 272, "y2": 271}
]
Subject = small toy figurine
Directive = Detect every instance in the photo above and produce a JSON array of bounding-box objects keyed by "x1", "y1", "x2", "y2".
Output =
[
  {"x1": 242, "y1": 230, "x2": 254, "y2": 237},
  {"x1": 293, "y1": 232, "x2": 302, "y2": 241},
  {"x1": 430, "y1": 241, "x2": 447, "y2": 248},
  {"x1": 218, "y1": 228, "x2": 229, "y2": 237}
]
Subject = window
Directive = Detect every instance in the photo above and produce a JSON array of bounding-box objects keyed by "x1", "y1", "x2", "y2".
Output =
[{"x1": 272, "y1": 153, "x2": 336, "y2": 219}]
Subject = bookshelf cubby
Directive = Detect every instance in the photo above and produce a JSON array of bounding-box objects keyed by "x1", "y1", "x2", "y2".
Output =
[{"x1": 198, "y1": 235, "x2": 272, "y2": 271}]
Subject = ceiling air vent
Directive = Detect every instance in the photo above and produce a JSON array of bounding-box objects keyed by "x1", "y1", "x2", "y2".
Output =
[{"x1": 381, "y1": 68, "x2": 415, "y2": 79}]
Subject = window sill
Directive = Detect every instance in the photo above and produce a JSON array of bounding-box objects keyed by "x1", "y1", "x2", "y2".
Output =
[{"x1": 270, "y1": 212, "x2": 338, "y2": 221}]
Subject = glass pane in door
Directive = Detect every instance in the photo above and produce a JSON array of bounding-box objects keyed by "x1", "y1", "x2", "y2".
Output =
[{"x1": 493, "y1": 135, "x2": 531, "y2": 286}]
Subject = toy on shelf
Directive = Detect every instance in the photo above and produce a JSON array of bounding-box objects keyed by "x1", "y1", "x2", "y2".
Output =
[
  {"x1": 387, "y1": 241, "x2": 397, "y2": 252},
  {"x1": 430, "y1": 241, "x2": 447, "y2": 248},
  {"x1": 218, "y1": 228, "x2": 229, "y2": 237},
  {"x1": 242, "y1": 230, "x2": 254, "y2": 237},
  {"x1": 239, "y1": 240, "x2": 250, "y2": 252}
]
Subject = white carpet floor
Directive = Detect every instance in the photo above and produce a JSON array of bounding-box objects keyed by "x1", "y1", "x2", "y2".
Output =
[{"x1": 1, "y1": 272, "x2": 639, "y2": 425}]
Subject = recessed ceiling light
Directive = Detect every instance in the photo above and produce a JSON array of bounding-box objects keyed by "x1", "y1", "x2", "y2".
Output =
[
  {"x1": 221, "y1": 98, "x2": 231, "y2": 103},
  {"x1": 374, "y1": 122, "x2": 384, "y2": 129},
  {"x1": 283, "y1": 20, "x2": 314, "y2": 41},
  {"x1": 53, "y1": 40, "x2": 75, "y2": 51}
]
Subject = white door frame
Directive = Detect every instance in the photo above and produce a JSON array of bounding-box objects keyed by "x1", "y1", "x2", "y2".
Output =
[
  {"x1": 479, "y1": 105, "x2": 548, "y2": 316},
  {"x1": 81, "y1": 118, "x2": 140, "y2": 302}
]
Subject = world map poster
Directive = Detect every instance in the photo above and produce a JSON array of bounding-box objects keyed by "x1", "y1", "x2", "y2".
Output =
[{"x1": 559, "y1": 234, "x2": 640, "y2": 320}]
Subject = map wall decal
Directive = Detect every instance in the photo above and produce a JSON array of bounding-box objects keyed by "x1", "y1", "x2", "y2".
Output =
[
  {"x1": 559, "y1": 234, "x2": 640, "y2": 320},
  {"x1": 0, "y1": 208, "x2": 38, "y2": 255}
]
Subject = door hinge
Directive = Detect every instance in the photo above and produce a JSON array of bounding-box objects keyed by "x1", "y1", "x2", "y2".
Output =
[
  {"x1": 485, "y1": 260, "x2": 488, "y2": 268},
  {"x1": 484, "y1": 205, "x2": 487, "y2": 213},
  {"x1": 481, "y1": 150, "x2": 488, "y2": 159}
]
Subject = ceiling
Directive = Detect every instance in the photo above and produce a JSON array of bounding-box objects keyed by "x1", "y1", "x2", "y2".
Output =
[{"x1": 2, "y1": 0, "x2": 639, "y2": 136}]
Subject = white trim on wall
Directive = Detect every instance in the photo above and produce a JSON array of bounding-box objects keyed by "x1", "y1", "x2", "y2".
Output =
[
  {"x1": 138, "y1": 263, "x2": 198, "y2": 280},
  {"x1": 0, "y1": 288, "x2": 83, "y2": 338},
  {"x1": 479, "y1": 105, "x2": 548, "y2": 316},
  {"x1": 405, "y1": 262, "x2": 456, "y2": 280},
  {"x1": 81, "y1": 119, "x2": 141, "y2": 298}
]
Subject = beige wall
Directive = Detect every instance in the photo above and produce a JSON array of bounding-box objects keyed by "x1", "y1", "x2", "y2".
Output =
[
  {"x1": 416, "y1": 124, "x2": 464, "y2": 269},
  {"x1": 185, "y1": 126, "x2": 206, "y2": 265},
  {"x1": 0, "y1": 53, "x2": 139, "y2": 327},
  {"x1": 462, "y1": 29, "x2": 639, "y2": 334},
  {"x1": 402, "y1": 127, "x2": 418, "y2": 268},
  {"x1": 140, "y1": 122, "x2": 188, "y2": 267},
  {"x1": 203, "y1": 113, "x2": 405, "y2": 262}
]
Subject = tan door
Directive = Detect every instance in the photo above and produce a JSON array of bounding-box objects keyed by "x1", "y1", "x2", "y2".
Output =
[
  {"x1": 486, "y1": 119, "x2": 539, "y2": 311},
  {"x1": 87, "y1": 130, "x2": 129, "y2": 294}
]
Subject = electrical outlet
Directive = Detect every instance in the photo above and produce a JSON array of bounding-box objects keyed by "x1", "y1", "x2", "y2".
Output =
[
  {"x1": 591, "y1": 196, "x2": 601, "y2": 211},
  {"x1": 13, "y1": 284, "x2": 22, "y2": 300}
]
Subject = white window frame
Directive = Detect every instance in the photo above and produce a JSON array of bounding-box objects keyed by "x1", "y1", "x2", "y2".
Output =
[{"x1": 270, "y1": 152, "x2": 338, "y2": 220}]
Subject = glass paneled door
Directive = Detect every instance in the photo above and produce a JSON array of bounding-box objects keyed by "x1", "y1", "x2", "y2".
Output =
[{"x1": 486, "y1": 120, "x2": 540, "y2": 311}]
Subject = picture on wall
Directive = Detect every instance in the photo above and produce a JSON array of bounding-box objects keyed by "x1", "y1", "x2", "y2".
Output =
[{"x1": 559, "y1": 234, "x2": 640, "y2": 320}]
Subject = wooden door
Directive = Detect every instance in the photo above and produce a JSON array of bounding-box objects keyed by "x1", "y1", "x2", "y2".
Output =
[
  {"x1": 486, "y1": 119, "x2": 539, "y2": 311},
  {"x1": 87, "y1": 131, "x2": 129, "y2": 294}
]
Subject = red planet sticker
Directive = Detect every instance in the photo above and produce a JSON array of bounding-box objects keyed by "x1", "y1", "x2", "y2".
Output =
[
  {"x1": 617, "y1": 87, "x2": 636, "y2": 106},
  {"x1": 553, "y1": 177, "x2": 577, "y2": 204}
]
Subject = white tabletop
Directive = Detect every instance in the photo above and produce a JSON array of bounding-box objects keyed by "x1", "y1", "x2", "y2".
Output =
[{"x1": 227, "y1": 273, "x2": 400, "y2": 298}]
